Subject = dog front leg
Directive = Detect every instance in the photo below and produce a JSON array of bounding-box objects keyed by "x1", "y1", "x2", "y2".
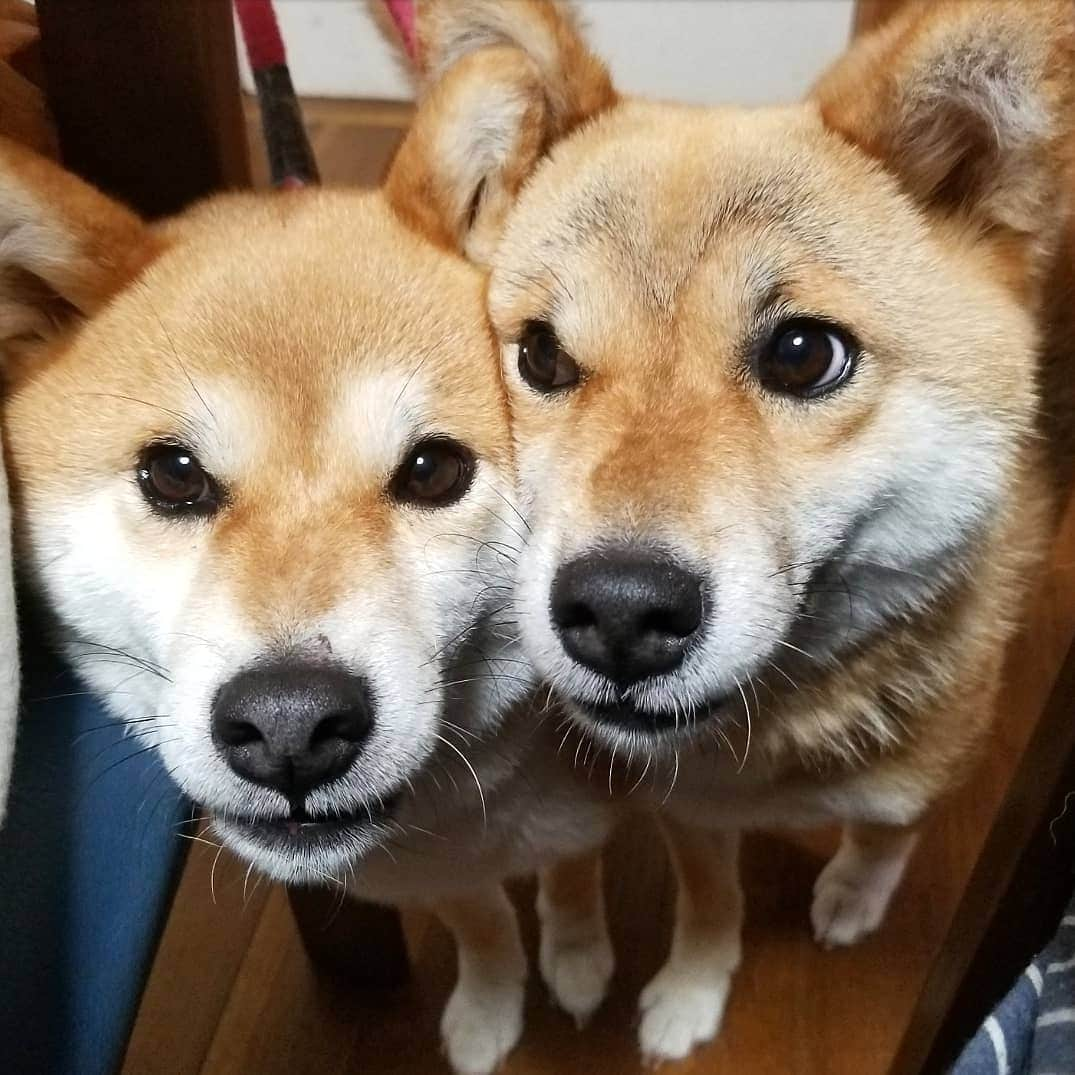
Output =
[
  {"x1": 537, "y1": 848, "x2": 614, "y2": 1026},
  {"x1": 435, "y1": 884, "x2": 528, "y2": 1075},
  {"x1": 811, "y1": 820, "x2": 919, "y2": 947},
  {"x1": 639, "y1": 821, "x2": 743, "y2": 1062}
]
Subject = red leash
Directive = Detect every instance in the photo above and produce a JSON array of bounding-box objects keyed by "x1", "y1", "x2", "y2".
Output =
[
  {"x1": 383, "y1": 0, "x2": 417, "y2": 60},
  {"x1": 234, "y1": 0, "x2": 417, "y2": 187},
  {"x1": 234, "y1": 0, "x2": 319, "y2": 189}
]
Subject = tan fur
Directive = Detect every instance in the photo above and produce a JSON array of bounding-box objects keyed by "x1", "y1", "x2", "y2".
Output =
[
  {"x1": 636, "y1": 822, "x2": 742, "y2": 1060},
  {"x1": 5, "y1": 182, "x2": 511, "y2": 638},
  {"x1": 538, "y1": 848, "x2": 603, "y2": 921},
  {"x1": 415, "y1": 0, "x2": 616, "y2": 130},
  {"x1": 401, "y1": 0, "x2": 1071, "y2": 825},
  {"x1": 535, "y1": 844, "x2": 615, "y2": 1027},
  {"x1": 813, "y1": 0, "x2": 1075, "y2": 310},
  {"x1": 385, "y1": 0, "x2": 615, "y2": 264},
  {"x1": 385, "y1": 46, "x2": 550, "y2": 259},
  {"x1": 399, "y1": 0, "x2": 1075, "y2": 1057},
  {"x1": 0, "y1": 125, "x2": 619, "y2": 1074},
  {"x1": 491, "y1": 91, "x2": 1051, "y2": 783},
  {"x1": 0, "y1": 139, "x2": 157, "y2": 343}
]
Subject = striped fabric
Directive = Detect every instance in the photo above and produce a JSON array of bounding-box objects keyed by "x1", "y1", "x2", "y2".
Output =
[{"x1": 951, "y1": 901, "x2": 1075, "y2": 1075}]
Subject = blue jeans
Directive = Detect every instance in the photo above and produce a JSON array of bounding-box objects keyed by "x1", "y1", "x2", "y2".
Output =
[{"x1": 0, "y1": 630, "x2": 188, "y2": 1075}]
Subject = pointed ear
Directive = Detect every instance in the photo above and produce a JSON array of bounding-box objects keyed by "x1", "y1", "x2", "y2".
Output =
[
  {"x1": 414, "y1": 0, "x2": 613, "y2": 130},
  {"x1": 812, "y1": 0, "x2": 1074, "y2": 270},
  {"x1": 384, "y1": 0, "x2": 615, "y2": 264},
  {"x1": 0, "y1": 136, "x2": 156, "y2": 347}
]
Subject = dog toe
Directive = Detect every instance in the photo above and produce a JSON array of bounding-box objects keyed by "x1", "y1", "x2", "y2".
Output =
[
  {"x1": 811, "y1": 864, "x2": 888, "y2": 947},
  {"x1": 441, "y1": 981, "x2": 525, "y2": 1075},
  {"x1": 637, "y1": 964, "x2": 731, "y2": 1062},
  {"x1": 539, "y1": 929, "x2": 614, "y2": 1026}
]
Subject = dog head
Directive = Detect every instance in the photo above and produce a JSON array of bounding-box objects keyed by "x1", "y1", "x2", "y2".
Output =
[
  {"x1": 401, "y1": 0, "x2": 1072, "y2": 753},
  {"x1": 2, "y1": 131, "x2": 526, "y2": 881}
]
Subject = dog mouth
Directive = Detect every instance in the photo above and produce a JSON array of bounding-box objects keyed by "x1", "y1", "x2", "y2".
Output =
[
  {"x1": 220, "y1": 794, "x2": 401, "y2": 851},
  {"x1": 572, "y1": 692, "x2": 732, "y2": 735}
]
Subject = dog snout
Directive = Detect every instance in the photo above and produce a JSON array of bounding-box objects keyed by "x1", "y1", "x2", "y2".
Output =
[
  {"x1": 211, "y1": 662, "x2": 373, "y2": 803},
  {"x1": 550, "y1": 549, "x2": 705, "y2": 685}
]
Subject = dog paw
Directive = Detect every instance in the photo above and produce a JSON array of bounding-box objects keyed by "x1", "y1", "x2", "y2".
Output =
[
  {"x1": 811, "y1": 857, "x2": 889, "y2": 948},
  {"x1": 441, "y1": 981, "x2": 525, "y2": 1075},
  {"x1": 539, "y1": 925, "x2": 614, "y2": 1026},
  {"x1": 637, "y1": 963, "x2": 732, "y2": 1063}
]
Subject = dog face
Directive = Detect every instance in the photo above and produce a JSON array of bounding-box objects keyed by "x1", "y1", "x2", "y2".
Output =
[
  {"x1": 493, "y1": 99, "x2": 1042, "y2": 739},
  {"x1": 403, "y1": 0, "x2": 1072, "y2": 750},
  {"x1": 2, "y1": 140, "x2": 524, "y2": 882}
]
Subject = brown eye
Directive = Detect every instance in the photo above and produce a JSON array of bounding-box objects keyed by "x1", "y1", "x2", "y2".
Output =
[
  {"x1": 758, "y1": 319, "x2": 855, "y2": 397},
  {"x1": 137, "y1": 443, "x2": 218, "y2": 516},
  {"x1": 392, "y1": 437, "x2": 474, "y2": 508},
  {"x1": 517, "y1": 321, "x2": 580, "y2": 393}
]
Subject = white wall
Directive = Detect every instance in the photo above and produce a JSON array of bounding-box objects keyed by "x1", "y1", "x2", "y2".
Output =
[{"x1": 239, "y1": 1, "x2": 855, "y2": 107}]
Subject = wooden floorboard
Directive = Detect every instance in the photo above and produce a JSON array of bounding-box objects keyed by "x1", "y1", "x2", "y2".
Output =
[
  {"x1": 122, "y1": 834, "x2": 273, "y2": 1075},
  {"x1": 122, "y1": 98, "x2": 1075, "y2": 1075}
]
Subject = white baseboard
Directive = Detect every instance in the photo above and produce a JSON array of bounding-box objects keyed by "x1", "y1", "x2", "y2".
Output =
[{"x1": 238, "y1": 1, "x2": 854, "y2": 106}]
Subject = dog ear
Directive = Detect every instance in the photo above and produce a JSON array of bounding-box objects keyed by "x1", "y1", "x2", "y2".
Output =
[
  {"x1": 0, "y1": 136, "x2": 156, "y2": 350},
  {"x1": 384, "y1": 0, "x2": 615, "y2": 264},
  {"x1": 813, "y1": 0, "x2": 1074, "y2": 280},
  {"x1": 0, "y1": 137, "x2": 153, "y2": 825}
]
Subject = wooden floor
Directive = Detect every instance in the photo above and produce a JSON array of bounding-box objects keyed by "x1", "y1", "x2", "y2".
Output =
[
  {"x1": 243, "y1": 95, "x2": 411, "y2": 190},
  {"x1": 120, "y1": 99, "x2": 1075, "y2": 1075}
]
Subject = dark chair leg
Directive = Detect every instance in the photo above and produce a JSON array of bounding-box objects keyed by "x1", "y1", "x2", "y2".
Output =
[
  {"x1": 288, "y1": 886, "x2": 411, "y2": 990},
  {"x1": 36, "y1": 0, "x2": 249, "y2": 215}
]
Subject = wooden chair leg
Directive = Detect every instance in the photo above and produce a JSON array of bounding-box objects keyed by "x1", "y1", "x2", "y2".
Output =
[
  {"x1": 288, "y1": 886, "x2": 411, "y2": 990},
  {"x1": 36, "y1": 0, "x2": 249, "y2": 215}
]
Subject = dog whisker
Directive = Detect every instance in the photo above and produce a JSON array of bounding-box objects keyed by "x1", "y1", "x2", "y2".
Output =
[
  {"x1": 76, "y1": 391, "x2": 195, "y2": 428},
  {"x1": 83, "y1": 724, "x2": 167, "y2": 767},
  {"x1": 716, "y1": 725, "x2": 741, "y2": 769},
  {"x1": 626, "y1": 751, "x2": 653, "y2": 797},
  {"x1": 573, "y1": 732, "x2": 587, "y2": 773},
  {"x1": 432, "y1": 733, "x2": 487, "y2": 829},
  {"x1": 661, "y1": 747, "x2": 680, "y2": 806}
]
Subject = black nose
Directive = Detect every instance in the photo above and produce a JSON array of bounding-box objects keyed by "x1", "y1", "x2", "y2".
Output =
[
  {"x1": 211, "y1": 662, "x2": 373, "y2": 804},
  {"x1": 550, "y1": 549, "x2": 705, "y2": 685}
]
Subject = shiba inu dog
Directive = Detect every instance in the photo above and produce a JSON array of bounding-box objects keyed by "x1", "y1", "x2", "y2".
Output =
[
  {"x1": 394, "y1": 0, "x2": 1075, "y2": 1059},
  {"x1": 0, "y1": 103, "x2": 615, "y2": 1072}
]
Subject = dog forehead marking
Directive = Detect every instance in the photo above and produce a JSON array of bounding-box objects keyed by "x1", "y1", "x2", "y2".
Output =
[{"x1": 330, "y1": 366, "x2": 433, "y2": 474}]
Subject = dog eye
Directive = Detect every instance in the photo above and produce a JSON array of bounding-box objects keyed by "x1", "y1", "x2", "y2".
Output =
[
  {"x1": 517, "y1": 321, "x2": 580, "y2": 393},
  {"x1": 137, "y1": 443, "x2": 218, "y2": 516},
  {"x1": 392, "y1": 437, "x2": 474, "y2": 508},
  {"x1": 757, "y1": 319, "x2": 855, "y2": 397}
]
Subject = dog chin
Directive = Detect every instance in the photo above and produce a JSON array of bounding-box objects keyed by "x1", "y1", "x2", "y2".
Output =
[
  {"x1": 212, "y1": 797, "x2": 400, "y2": 885},
  {"x1": 564, "y1": 691, "x2": 732, "y2": 744}
]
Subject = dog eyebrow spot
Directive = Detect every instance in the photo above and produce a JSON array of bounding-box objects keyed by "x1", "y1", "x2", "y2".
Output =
[
  {"x1": 751, "y1": 278, "x2": 796, "y2": 321},
  {"x1": 499, "y1": 266, "x2": 564, "y2": 325}
]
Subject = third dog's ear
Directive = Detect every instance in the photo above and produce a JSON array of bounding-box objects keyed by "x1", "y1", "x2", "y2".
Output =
[
  {"x1": 812, "y1": 0, "x2": 1074, "y2": 284},
  {"x1": 384, "y1": 0, "x2": 615, "y2": 265}
]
